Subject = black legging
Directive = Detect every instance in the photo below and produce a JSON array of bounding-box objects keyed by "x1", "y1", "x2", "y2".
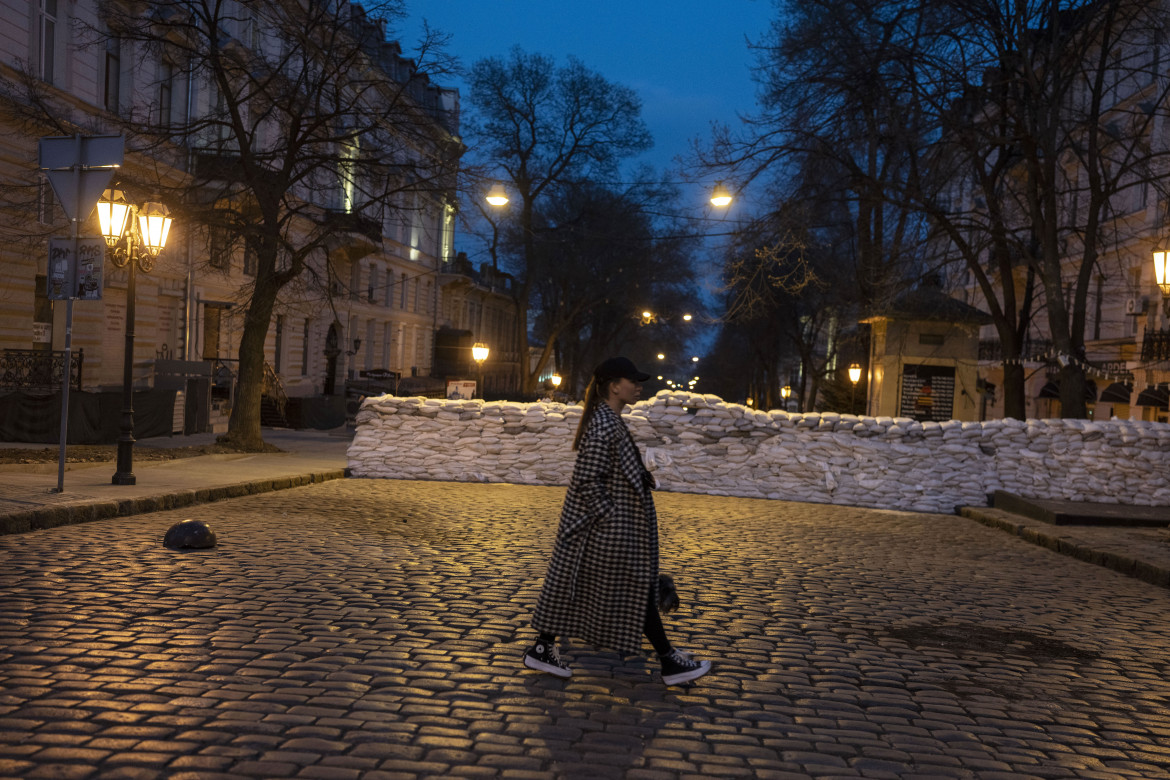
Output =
[{"x1": 643, "y1": 587, "x2": 671, "y2": 655}]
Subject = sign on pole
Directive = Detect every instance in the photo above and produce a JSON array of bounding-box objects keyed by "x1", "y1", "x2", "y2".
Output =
[
  {"x1": 38, "y1": 134, "x2": 125, "y2": 493},
  {"x1": 47, "y1": 237, "x2": 105, "y2": 301},
  {"x1": 38, "y1": 135, "x2": 123, "y2": 221}
]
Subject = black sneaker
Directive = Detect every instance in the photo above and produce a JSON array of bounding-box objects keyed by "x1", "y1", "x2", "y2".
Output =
[
  {"x1": 524, "y1": 640, "x2": 572, "y2": 678},
  {"x1": 660, "y1": 649, "x2": 711, "y2": 685}
]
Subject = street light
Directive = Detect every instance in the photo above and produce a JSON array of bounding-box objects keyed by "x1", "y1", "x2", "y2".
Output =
[
  {"x1": 472, "y1": 342, "x2": 489, "y2": 398},
  {"x1": 848, "y1": 363, "x2": 862, "y2": 413},
  {"x1": 709, "y1": 182, "x2": 733, "y2": 207},
  {"x1": 485, "y1": 183, "x2": 509, "y2": 206},
  {"x1": 1153, "y1": 250, "x2": 1170, "y2": 316},
  {"x1": 781, "y1": 384, "x2": 792, "y2": 411},
  {"x1": 99, "y1": 189, "x2": 173, "y2": 486}
]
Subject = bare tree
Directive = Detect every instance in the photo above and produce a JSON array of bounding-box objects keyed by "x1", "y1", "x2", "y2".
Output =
[
  {"x1": 527, "y1": 179, "x2": 700, "y2": 397},
  {"x1": 465, "y1": 47, "x2": 652, "y2": 394}
]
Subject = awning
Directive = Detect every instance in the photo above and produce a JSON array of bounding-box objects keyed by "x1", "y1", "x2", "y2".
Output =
[
  {"x1": 1098, "y1": 382, "x2": 1133, "y2": 404},
  {"x1": 1037, "y1": 379, "x2": 1097, "y2": 401},
  {"x1": 1135, "y1": 386, "x2": 1169, "y2": 408}
]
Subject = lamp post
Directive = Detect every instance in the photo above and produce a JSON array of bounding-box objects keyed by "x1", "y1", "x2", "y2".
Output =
[
  {"x1": 472, "y1": 342, "x2": 489, "y2": 398},
  {"x1": 550, "y1": 373, "x2": 562, "y2": 402},
  {"x1": 781, "y1": 384, "x2": 791, "y2": 411},
  {"x1": 98, "y1": 189, "x2": 173, "y2": 486},
  {"x1": 848, "y1": 363, "x2": 862, "y2": 413}
]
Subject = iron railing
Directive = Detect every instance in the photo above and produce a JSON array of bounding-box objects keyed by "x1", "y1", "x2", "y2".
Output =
[
  {"x1": 0, "y1": 348, "x2": 84, "y2": 391},
  {"x1": 1141, "y1": 329, "x2": 1170, "y2": 362},
  {"x1": 978, "y1": 339, "x2": 1053, "y2": 363}
]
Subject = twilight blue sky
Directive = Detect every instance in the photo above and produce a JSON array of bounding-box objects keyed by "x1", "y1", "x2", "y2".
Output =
[{"x1": 393, "y1": 1, "x2": 777, "y2": 183}]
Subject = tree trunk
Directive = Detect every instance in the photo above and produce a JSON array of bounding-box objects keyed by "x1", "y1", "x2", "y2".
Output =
[{"x1": 221, "y1": 277, "x2": 277, "y2": 450}]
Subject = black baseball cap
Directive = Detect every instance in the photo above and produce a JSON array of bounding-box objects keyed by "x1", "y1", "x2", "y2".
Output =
[{"x1": 594, "y1": 356, "x2": 650, "y2": 383}]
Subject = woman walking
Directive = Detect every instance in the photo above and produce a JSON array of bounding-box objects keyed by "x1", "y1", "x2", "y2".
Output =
[{"x1": 523, "y1": 356, "x2": 711, "y2": 685}]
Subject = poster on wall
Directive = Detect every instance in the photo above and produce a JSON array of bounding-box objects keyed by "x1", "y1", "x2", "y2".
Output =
[
  {"x1": 900, "y1": 364, "x2": 956, "y2": 422},
  {"x1": 446, "y1": 380, "x2": 476, "y2": 400}
]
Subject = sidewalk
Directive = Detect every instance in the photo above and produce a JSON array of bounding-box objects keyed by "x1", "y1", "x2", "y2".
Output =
[{"x1": 0, "y1": 427, "x2": 351, "y2": 535}]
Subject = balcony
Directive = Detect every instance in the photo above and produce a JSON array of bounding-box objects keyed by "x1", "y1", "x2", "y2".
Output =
[
  {"x1": 1141, "y1": 329, "x2": 1170, "y2": 362},
  {"x1": 320, "y1": 209, "x2": 382, "y2": 263},
  {"x1": 978, "y1": 339, "x2": 1053, "y2": 363}
]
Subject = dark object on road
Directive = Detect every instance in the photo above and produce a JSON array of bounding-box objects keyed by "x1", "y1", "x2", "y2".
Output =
[
  {"x1": 658, "y1": 573, "x2": 680, "y2": 613},
  {"x1": 164, "y1": 519, "x2": 217, "y2": 549}
]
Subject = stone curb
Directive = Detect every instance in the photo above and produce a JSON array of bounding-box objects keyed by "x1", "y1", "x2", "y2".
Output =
[
  {"x1": 0, "y1": 469, "x2": 348, "y2": 536},
  {"x1": 960, "y1": 506, "x2": 1170, "y2": 590}
]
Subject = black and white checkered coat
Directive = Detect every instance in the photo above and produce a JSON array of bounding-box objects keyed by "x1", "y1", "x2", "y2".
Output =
[{"x1": 532, "y1": 402, "x2": 659, "y2": 655}]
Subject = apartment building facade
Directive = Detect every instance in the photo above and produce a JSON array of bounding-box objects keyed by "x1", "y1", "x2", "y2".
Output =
[{"x1": 0, "y1": 1, "x2": 516, "y2": 437}]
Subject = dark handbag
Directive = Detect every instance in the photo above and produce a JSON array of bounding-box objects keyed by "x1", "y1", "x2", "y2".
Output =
[{"x1": 657, "y1": 573, "x2": 680, "y2": 613}]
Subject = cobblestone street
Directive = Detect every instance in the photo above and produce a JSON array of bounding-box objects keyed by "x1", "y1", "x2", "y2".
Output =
[{"x1": 2, "y1": 479, "x2": 1170, "y2": 779}]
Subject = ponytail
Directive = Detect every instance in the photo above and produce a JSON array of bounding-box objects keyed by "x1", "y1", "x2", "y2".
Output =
[{"x1": 573, "y1": 376, "x2": 613, "y2": 450}]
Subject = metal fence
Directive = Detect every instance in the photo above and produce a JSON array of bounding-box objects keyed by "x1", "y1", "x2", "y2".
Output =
[{"x1": 0, "y1": 348, "x2": 84, "y2": 391}]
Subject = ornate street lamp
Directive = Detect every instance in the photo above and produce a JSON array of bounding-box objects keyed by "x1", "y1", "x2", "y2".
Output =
[
  {"x1": 472, "y1": 342, "x2": 489, "y2": 398},
  {"x1": 99, "y1": 189, "x2": 173, "y2": 485}
]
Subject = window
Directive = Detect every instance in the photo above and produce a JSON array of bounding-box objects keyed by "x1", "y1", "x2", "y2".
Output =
[
  {"x1": 243, "y1": 240, "x2": 257, "y2": 276},
  {"x1": 208, "y1": 228, "x2": 233, "y2": 270},
  {"x1": 38, "y1": 176, "x2": 55, "y2": 225},
  {"x1": 301, "y1": 319, "x2": 311, "y2": 376},
  {"x1": 274, "y1": 316, "x2": 284, "y2": 374},
  {"x1": 104, "y1": 37, "x2": 121, "y2": 113},
  {"x1": 400, "y1": 273, "x2": 408, "y2": 309},
  {"x1": 39, "y1": 0, "x2": 57, "y2": 84},
  {"x1": 202, "y1": 306, "x2": 222, "y2": 359},
  {"x1": 384, "y1": 269, "x2": 394, "y2": 307},
  {"x1": 367, "y1": 264, "x2": 376, "y2": 303},
  {"x1": 158, "y1": 62, "x2": 174, "y2": 127}
]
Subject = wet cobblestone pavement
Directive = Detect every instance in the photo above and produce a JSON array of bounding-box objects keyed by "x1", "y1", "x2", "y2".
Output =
[{"x1": 2, "y1": 479, "x2": 1170, "y2": 779}]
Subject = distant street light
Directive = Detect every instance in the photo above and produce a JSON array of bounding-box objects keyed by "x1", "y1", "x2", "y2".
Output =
[
  {"x1": 781, "y1": 385, "x2": 792, "y2": 411},
  {"x1": 848, "y1": 363, "x2": 862, "y2": 413},
  {"x1": 472, "y1": 342, "x2": 490, "y2": 398},
  {"x1": 1153, "y1": 249, "x2": 1170, "y2": 316},
  {"x1": 98, "y1": 189, "x2": 173, "y2": 486}
]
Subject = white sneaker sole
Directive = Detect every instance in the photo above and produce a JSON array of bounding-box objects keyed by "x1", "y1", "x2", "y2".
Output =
[
  {"x1": 662, "y1": 659, "x2": 711, "y2": 686},
  {"x1": 524, "y1": 653, "x2": 572, "y2": 679}
]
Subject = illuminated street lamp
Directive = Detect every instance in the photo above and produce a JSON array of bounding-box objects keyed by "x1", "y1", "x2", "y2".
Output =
[
  {"x1": 709, "y1": 182, "x2": 733, "y2": 207},
  {"x1": 781, "y1": 385, "x2": 792, "y2": 411},
  {"x1": 848, "y1": 363, "x2": 862, "y2": 413},
  {"x1": 99, "y1": 189, "x2": 173, "y2": 486},
  {"x1": 485, "y1": 183, "x2": 509, "y2": 206},
  {"x1": 472, "y1": 342, "x2": 489, "y2": 398},
  {"x1": 1154, "y1": 249, "x2": 1170, "y2": 316},
  {"x1": 657, "y1": 353, "x2": 665, "y2": 360}
]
